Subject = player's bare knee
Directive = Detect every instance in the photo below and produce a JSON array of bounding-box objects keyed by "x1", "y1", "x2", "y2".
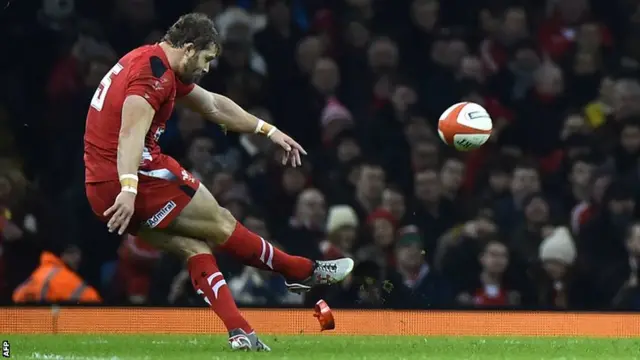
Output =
[
  {"x1": 179, "y1": 240, "x2": 211, "y2": 259},
  {"x1": 207, "y1": 206, "x2": 237, "y2": 246}
]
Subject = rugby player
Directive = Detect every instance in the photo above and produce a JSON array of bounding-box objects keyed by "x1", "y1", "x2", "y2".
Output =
[{"x1": 84, "y1": 13, "x2": 354, "y2": 351}]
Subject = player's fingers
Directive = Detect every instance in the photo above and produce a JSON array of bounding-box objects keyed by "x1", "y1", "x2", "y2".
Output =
[
  {"x1": 293, "y1": 149, "x2": 302, "y2": 167},
  {"x1": 107, "y1": 207, "x2": 125, "y2": 232},
  {"x1": 281, "y1": 151, "x2": 290, "y2": 165},
  {"x1": 103, "y1": 203, "x2": 119, "y2": 217},
  {"x1": 115, "y1": 209, "x2": 131, "y2": 232},
  {"x1": 279, "y1": 139, "x2": 292, "y2": 152},
  {"x1": 287, "y1": 138, "x2": 307, "y2": 155},
  {"x1": 106, "y1": 208, "x2": 119, "y2": 229},
  {"x1": 118, "y1": 212, "x2": 132, "y2": 235},
  {"x1": 288, "y1": 150, "x2": 296, "y2": 167},
  {"x1": 113, "y1": 211, "x2": 126, "y2": 234}
]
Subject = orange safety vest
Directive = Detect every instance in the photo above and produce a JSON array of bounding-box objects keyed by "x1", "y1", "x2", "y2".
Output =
[{"x1": 12, "y1": 251, "x2": 102, "y2": 303}]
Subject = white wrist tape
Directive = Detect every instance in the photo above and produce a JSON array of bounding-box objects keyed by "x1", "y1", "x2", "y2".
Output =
[
  {"x1": 254, "y1": 120, "x2": 265, "y2": 134},
  {"x1": 266, "y1": 127, "x2": 277, "y2": 138},
  {"x1": 121, "y1": 186, "x2": 138, "y2": 195}
]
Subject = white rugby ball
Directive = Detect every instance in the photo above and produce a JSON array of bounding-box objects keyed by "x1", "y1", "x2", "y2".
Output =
[{"x1": 437, "y1": 102, "x2": 493, "y2": 151}]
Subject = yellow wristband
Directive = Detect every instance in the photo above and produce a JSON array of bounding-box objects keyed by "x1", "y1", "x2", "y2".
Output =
[
  {"x1": 255, "y1": 119, "x2": 276, "y2": 137},
  {"x1": 119, "y1": 174, "x2": 138, "y2": 190},
  {"x1": 120, "y1": 178, "x2": 138, "y2": 188},
  {"x1": 119, "y1": 174, "x2": 138, "y2": 181}
]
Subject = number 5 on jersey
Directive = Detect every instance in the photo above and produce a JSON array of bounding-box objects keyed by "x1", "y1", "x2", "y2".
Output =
[{"x1": 91, "y1": 63, "x2": 124, "y2": 111}]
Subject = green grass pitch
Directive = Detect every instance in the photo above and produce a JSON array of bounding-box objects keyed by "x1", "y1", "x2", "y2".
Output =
[{"x1": 4, "y1": 335, "x2": 640, "y2": 359}]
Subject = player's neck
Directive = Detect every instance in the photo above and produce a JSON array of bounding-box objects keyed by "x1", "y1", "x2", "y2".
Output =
[{"x1": 158, "y1": 42, "x2": 182, "y2": 71}]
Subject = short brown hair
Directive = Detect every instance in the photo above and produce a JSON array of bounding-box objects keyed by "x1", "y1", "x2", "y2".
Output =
[{"x1": 162, "y1": 13, "x2": 221, "y2": 52}]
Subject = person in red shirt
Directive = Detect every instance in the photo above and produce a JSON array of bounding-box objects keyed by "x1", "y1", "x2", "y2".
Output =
[
  {"x1": 111, "y1": 235, "x2": 161, "y2": 304},
  {"x1": 537, "y1": 0, "x2": 612, "y2": 62},
  {"x1": 455, "y1": 240, "x2": 521, "y2": 308},
  {"x1": 83, "y1": 13, "x2": 354, "y2": 351}
]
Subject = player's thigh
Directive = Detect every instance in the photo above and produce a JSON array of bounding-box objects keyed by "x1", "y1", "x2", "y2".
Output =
[
  {"x1": 138, "y1": 226, "x2": 211, "y2": 260},
  {"x1": 167, "y1": 183, "x2": 236, "y2": 244}
]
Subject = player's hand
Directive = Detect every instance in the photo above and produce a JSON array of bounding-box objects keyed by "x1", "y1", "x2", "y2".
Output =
[
  {"x1": 270, "y1": 130, "x2": 307, "y2": 167},
  {"x1": 103, "y1": 191, "x2": 137, "y2": 235}
]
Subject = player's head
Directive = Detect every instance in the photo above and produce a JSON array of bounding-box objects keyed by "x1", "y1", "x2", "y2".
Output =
[{"x1": 162, "y1": 13, "x2": 222, "y2": 84}]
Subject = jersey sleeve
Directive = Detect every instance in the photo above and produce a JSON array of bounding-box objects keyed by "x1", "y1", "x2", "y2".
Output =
[
  {"x1": 124, "y1": 57, "x2": 172, "y2": 111},
  {"x1": 176, "y1": 78, "x2": 195, "y2": 98}
]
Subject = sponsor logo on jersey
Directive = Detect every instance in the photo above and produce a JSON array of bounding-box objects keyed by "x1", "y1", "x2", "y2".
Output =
[
  {"x1": 181, "y1": 169, "x2": 195, "y2": 183},
  {"x1": 152, "y1": 80, "x2": 164, "y2": 91},
  {"x1": 145, "y1": 201, "x2": 177, "y2": 228}
]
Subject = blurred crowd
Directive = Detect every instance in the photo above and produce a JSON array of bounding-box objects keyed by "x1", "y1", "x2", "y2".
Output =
[{"x1": 3, "y1": 0, "x2": 640, "y2": 310}]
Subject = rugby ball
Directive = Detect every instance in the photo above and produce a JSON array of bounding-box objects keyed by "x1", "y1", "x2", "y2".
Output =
[{"x1": 437, "y1": 102, "x2": 492, "y2": 151}]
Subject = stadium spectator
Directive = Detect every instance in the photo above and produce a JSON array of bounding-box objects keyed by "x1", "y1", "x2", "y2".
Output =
[
  {"x1": 320, "y1": 205, "x2": 359, "y2": 260},
  {"x1": 412, "y1": 169, "x2": 458, "y2": 258},
  {"x1": 480, "y1": 6, "x2": 530, "y2": 74},
  {"x1": 385, "y1": 227, "x2": 451, "y2": 308},
  {"x1": 607, "y1": 222, "x2": 640, "y2": 310},
  {"x1": 565, "y1": 155, "x2": 596, "y2": 210},
  {"x1": 578, "y1": 179, "x2": 636, "y2": 275},
  {"x1": 584, "y1": 75, "x2": 615, "y2": 129},
  {"x1": 380, "y1": 186, "x2": 407, "y2": 225},
  {"x1": 481, "y1": 160, "x2": 512, "y2": 204},
  {"x1": 161, "y1": 107, "x2": 207, "y2": 163},
  {"x1": 267, "y1": 164, "x2": 311, "y2": 228},
  {"x1": 277, "y1": 188, "x2": 326, "y2": 260},
  {"x1": 356, "y1": 208, "x2": 397, "y2": 268},
  {"x1": 110, "y1": 235, "x2": 161, "y2": 305},
  {"x1": 455, "y1": 240, "x2": 521, "y2": 308},
  {"x1": 611, "y1": 78, "x2": 640, "y2": 121},
  {"x1": 509, "y1": 193, "x2": 553, "y2": 274},
  {"x1": 411, "y1": 141, "x2": 440, "y2": 174},
  {"x1": 534, "y1": 226, "x2": 592, "y2": 309},
  {"x1": 494, "y1": 161, "x2": 541, "y2": 233},
  {"x1": 13, "y1": 244, "x2": 101, "y2": 304},
  {"x1": 489, "y1": 38, "x2": 542, "y2": 107},
  {"x1": 570, "y1": 162, "x2": 613, "y2": 235},
  {"x1": 220, "y1": 184, "x2": 252, "y2": 221},
  {"x1": 614, "y1": 119, "x2": 640, "y2": 177},
  {"x1": 185, "y1": 131, "x2": 217, "y2": 182},
  {"x1": 436, "y1": 207, "x2": 498, "y2": 289},
  {"x1": 439, "y1": 156, "x2": 467, "y2": 210},
  {"x1": 348, "y1": 162, "x2": 386, "y2": 221}
]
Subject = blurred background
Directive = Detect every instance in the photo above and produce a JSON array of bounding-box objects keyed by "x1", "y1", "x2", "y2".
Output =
[{"x1": 2, "y1": 0, "x2": 640, "y2": 311}]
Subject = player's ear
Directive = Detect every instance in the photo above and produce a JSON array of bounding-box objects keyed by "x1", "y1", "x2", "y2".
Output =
[{"x1": 184, "y1": 42, "x2": 196, "y2": 55}]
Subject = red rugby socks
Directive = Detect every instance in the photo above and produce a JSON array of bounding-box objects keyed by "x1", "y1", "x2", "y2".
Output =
[
  {"x1": 187, "y1": 253, "x2": 252, "y2": 333},
  {"x1": 217, "y1": 222, "x2": 314, "y2": 282}
]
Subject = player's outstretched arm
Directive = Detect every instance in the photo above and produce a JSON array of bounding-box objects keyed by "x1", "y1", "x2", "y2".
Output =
[
  {"x1": 103, "y1": 95, "x2": 155, "y2": 235},
  {"x1": 179, "y1": 85, "x2": 306, "y2": 167}
]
